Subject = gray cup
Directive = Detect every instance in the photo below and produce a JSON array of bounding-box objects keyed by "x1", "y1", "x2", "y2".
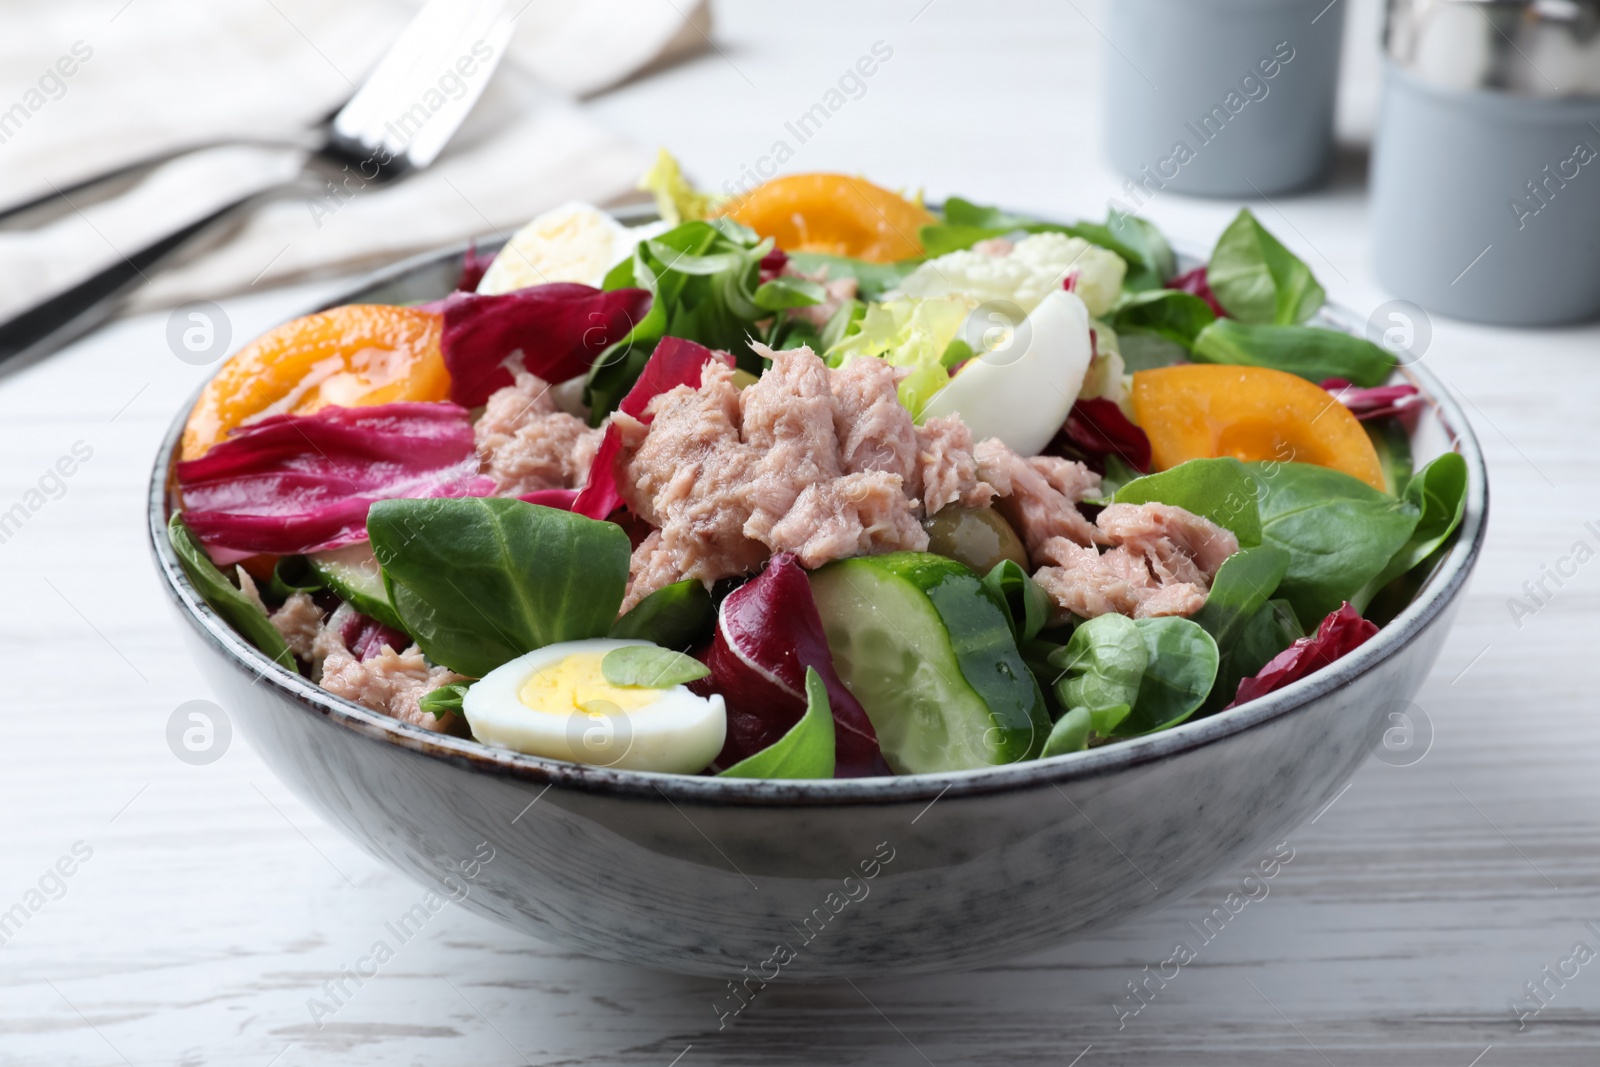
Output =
[
  {"x1": 1371, "y1": 0, "x2": 1600, "y2": 326},
  {"x1": 1102, "y1": 0, "x2": 1347, "y2": 198}
]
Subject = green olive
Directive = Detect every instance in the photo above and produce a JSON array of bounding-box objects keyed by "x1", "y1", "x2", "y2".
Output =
[
  {"x1": 730, "y1": 368, "x2": 760, "y2": 389},
  {"x1": 922, "y1": 506, "x2": 1028, "y2": 574}
]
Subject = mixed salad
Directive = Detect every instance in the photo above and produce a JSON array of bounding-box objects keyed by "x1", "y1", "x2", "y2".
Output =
[{"x1": 166, "y1": 151, "x2": 1467, "y2": 779}]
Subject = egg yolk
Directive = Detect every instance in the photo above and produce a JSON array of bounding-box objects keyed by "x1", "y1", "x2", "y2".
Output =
[{"x1": 518, "y1": 653, "x2": 663, "y2": 715}]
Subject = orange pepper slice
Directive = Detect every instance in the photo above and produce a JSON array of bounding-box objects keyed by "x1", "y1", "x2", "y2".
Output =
[
  {"x1": 723, "y1": 173, "x2": 934, "y2": 263},
  {"x1": 1131, "y1": 364, "x2": 1386, "y2": 492},
  {"x1": 181, "y1": 304, "x2": 448, "y2": 460}
]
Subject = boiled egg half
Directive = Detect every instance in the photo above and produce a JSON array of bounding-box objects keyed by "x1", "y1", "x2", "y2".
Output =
[
  {"x1": 919, "y1": 288, "x2": 1093, "y2": 457},
  {"x1": 477, "y1": 202, "x2": 667, "y2": 294},
  {"x1": 462, "y1": 639, "x2": 725, "y2": 774}
]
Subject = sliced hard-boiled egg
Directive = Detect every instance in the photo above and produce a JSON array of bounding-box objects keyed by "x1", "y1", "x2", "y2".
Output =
[
  {"x1": 476, "y1": 202, "x2": 666, "y2": 294},
  {"x1": 462, "y1": 639, "x2": 725, "y2": 774},
  {"x1": 920, "y1": 289, "x2": 1094, "y2": 456}
]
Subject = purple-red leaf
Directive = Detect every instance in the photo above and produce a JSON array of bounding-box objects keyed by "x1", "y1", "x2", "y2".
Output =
[
  {"x1": 1228, "y1": 602, "x2": 1379, "y2": 708},
  {"x1": 341, "y1": 610, "x2": 412, "y2": 661},
  {"x1": 518, "y1": 488, "x2": 579, "y2": 510},
  {"x1": 1062, "y1": 397, "x2": 1152, "y2": 474},
  {"x1": 177, "y1": 402, "x2": 492, "y2": 559},
  {"x1": 1321, "y1": 378, "x2": 1423, "y2": 422},
  {"x1": 439, "y1": 283, "x2": 652, "y2": 408},
  {"x1": 456, "y1": 244, "x2": 491, "y2": 293},
  {"x1": 1167, "y1": 265, "x2": 1227, "y2": 319},
  {"x1": 571, "y1": 337, "x2": 732, "y2": 521},
  {"x1": 695, "y1": 554, "x2": 890, "y2": 777}
]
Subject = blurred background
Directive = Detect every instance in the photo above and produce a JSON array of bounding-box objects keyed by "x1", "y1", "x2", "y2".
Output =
[{"x1": 4, "y1": 1, "x2": 1599, "y2": 1064}]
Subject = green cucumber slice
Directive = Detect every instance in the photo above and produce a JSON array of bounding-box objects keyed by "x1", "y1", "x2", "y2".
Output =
[
  {"x1": 808, "y1": 552, "x2": 1048, "y2": 774},
  {"x1": 308, "y1": 543, "x2": 407, "y2": 632}
]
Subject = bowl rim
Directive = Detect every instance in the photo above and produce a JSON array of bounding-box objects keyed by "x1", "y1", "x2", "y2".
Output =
[{"x1": 148, "y1": 216, "x2": 1489, "y2": 807}]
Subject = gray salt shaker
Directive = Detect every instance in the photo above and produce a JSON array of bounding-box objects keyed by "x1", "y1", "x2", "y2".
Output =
[
  {"x1": 1371, "y1": 0, "x2": 1600, "y2": 326},
  {"x1": 1101, "y1": 0, "x2": 1347, "y2": 197}
]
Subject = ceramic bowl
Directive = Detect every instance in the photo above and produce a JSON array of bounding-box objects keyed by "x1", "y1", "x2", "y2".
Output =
[{"x1": 149, "y1": 225, "x2": 1487, "y2": 980}]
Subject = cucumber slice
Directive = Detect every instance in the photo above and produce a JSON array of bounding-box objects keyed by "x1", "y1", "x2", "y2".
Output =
[
  {"x1": 308, "y1": 543, "x2": 407, "y2": 632},
  {"x1": 809, "y1": 552, "x2": 1048, "y2": 774}
]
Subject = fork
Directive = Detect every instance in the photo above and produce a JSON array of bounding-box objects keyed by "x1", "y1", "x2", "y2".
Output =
[{"x1": 0, "y1": 0, "x2": 513, "y2": 370}]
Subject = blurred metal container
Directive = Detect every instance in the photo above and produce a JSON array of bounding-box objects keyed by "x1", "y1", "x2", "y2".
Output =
[
  {"x1": 1102, "y1": 0, "x2": 1347, "y2": 197},
  {"x1": 1371, "y1": 0, "x2": 1600, "y2": 325}
]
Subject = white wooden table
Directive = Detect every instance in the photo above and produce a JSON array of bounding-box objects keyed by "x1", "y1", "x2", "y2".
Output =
[{"x1": 5, "y1": 1, "x2": 1598, "y2": 1063}]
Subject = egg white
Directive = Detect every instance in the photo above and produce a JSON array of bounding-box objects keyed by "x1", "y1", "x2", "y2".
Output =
[
  {"x1": 920, "y1": 289, "x2": 1093, "y2": 456},
  {"x1": 477, "y1": 202, "x2": 666, "y2": 294},
  {"x1": 463, "y1": 638, "x2": 726, "y2": 775}
]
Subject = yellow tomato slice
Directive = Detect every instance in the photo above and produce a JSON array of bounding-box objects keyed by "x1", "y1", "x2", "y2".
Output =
[
  {"x1": 723, "y1": 173, "x2": 934, "y2": 263},
  {"x1": 181, "y1": 304, "x2": 448, "y2": 460},
  {"x1": 1131, "y1": 364, "x2": 1387, "y2": 491}
]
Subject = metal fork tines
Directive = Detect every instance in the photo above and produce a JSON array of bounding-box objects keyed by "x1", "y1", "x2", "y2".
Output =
[{"x1": 0, "y1": 0, "x2": 513, "y2": 370}]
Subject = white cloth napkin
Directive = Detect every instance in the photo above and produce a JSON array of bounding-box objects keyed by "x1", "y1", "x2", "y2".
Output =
[{"x1": 0, "y1": 0, "x2": 708, "y2": 318}]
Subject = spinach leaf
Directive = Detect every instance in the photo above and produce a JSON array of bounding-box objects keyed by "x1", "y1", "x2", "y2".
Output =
[
  {"x1": 1191, "y1": 320, "x2": 1395, "y2": 387},
  {"x1": 1202, "y1": 598, "x2": 1301, "y2": 714},
  {"x1": 1113, "y1": 457, "x2": 1263, "y2": 547},
  {"x1": 420, "y1": 682, "x2": 470, "y2": 719},
  {"x1": 1367, "y1": 418, "x2": 1414, "y2": 496},
  {"x1": 1248, "y1": 462, "x2": 1421, "y2": 624},
  {"x1": 1108, "y1": 289, "x2": 1216, "y2": 350},
  {"x1": 1070, "y1": 211, "x2": 1176, "y2": 291},
  {"x1": 1355, "y1": 452, "x2": 1469, "y2": 610},
  {"x1": 1113, "y1": 617, "x2": 1219, "y2": 736},
  {"x1": 609, "y1": 579, "x2": 714, "y2": 649},
  {"x1": 368, "y1": 498, "x2": 631, "y2": 678},
  {"x1": 1192, "y1": 545, "x2": 1291, "y2": 650},
  {"x1": 167, "y1": 514, "x2": 296, "y2": 670},
  {"x1": 718, "y1": 667, "x2": 836, "y2": 779},
  {"x1": 983, "y1": 559, "x2": 1051, "y2": 642},
  {"x1": 1206, "y1": 208, "x2": 1325, "y2": 325},
  {"x1": 784, "y1": 253, "x2": 918, "y2": 301},
  {"x1": 601, "y1": 646, "x2": 710, "y2": 688},
  {"x1": 1192, "y1": 547, "x2": 1295, "y2": 715},
  {"x1": 1049, "y1": 614, "x2": 1147, "y2": 714}
]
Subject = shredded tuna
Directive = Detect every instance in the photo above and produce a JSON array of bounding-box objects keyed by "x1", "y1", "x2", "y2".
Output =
[
  {"x1": 782, "y1": 261, "x2": 859, "y2": 328},
  {"x1": 475, "y1": 370, "x2": 603, "y2": 495},
  {"x1": 831, "y1": 356, "x2": 918, "y2": 485},
  {"x1": 1096, "y1": 502, "x2": 1239, "y2": 582},
  {"x1": 615, "y1": 345, "x2": 960, "y2": 606},
  {"x1": 270, "y1": 592, "x2": 325, "y2": 660},
  {"x1": 915, "y1": 415, "x2": 995, "y2": 515},
  {"x1": 765, "y1": 471, "x2": 928, "y2": 567},
  {"x1": 311, "y1": 605, "x2": 464, "y2": 732},
  {"x1": 975, "y1": 438, "x2": 1101, "y2": 554},
  {"x1": 1032, "y1": 502, "x2": 1238, "y2": 620}
]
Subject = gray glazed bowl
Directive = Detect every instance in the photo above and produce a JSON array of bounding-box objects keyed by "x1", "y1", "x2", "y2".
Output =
[{"x1": 149, "y1": 233, "x2": 1487, "y2": 980}]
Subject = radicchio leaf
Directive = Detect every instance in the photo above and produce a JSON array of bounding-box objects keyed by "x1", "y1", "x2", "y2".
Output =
[
  {"x1": 1167, "y1": 265, "x2": 1227, "y2": 319},
  {"x1": 341, "y1": 610, "x2": 412, "y2": 662},
  {"x1": 456, "y1": 244, "x2": 491, "y2": 293},
  {"x1": 439, "y1": 283, "x2": 652, "y2": 407},
  {"x1": 694, "y1": 553, "x2": 890, "y2": 777},
  {"x1": 518, "y1": 488, "x2": 579, "y2": 510},
  {"x1": 1227, "y1": 602, "x2": 1378, "y2": 708},
  {"x1": 758, "y1": 247, "x2": 788, "y2": 284},
  {"x1": 1321, "y1": 378, "x2": 1423, "y2": 422},
  {"x1": 571, "y1": 336, "x2": 732, "y2": 520},
  {"x1": 177, "y1": 402, "x2": 492, "y2": 559},
  {"x1": 1060, "y1": 397, "x2": 1152, "y2": 474}
]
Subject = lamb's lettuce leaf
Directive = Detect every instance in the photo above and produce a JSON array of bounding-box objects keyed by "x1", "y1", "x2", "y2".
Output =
[
  {"x1": 367, "y1": 497, "x2": 630, "y2": 678},
  {"x1": 718, "y1": 667, "x2": 837, "y2": 779}
]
